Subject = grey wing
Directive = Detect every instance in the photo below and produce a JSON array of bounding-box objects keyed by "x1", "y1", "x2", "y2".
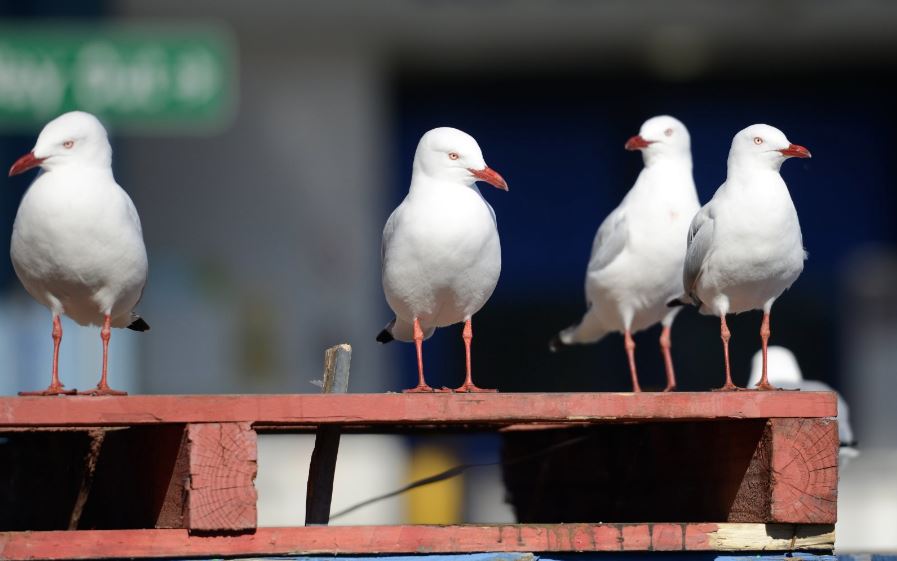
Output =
[
  {"x1": 586, "y1": 208, "x2": 628, "y2": 273},
  {"x1": 683, "y1": 206, "x2": 714, "y2": 300}
]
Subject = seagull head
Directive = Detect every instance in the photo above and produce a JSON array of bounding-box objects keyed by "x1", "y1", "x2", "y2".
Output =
[
  {"x1": 9, "y1": 111, "x2": 112, "y2": 177},
  {"x1": 413, "y1": 127, "x2": 508, "y2": 191},
  {"x1": 729, "y1": 124, "x2": 811, "y2": 172},
  {"x1": 625, "y1": 115, "x2": 691, "y2": 166}
]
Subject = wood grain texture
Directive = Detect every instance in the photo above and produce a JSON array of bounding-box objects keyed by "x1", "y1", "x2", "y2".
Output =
[
  {"x1": 769, "y1": 418, "x2": 839, "y2": 524},
  {"x1": 0, "y1": 523, "x2": 834, "y2": 559},
  {"x1": 0, "y1": 392, "x2": 836, "y2": 428},
  {"x1": 186, "y1": 422, "x2": 257, "y2": 531}
]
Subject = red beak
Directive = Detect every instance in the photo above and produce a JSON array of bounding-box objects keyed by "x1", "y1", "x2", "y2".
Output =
[
  {"x1": 779, "y1": 144, "x2": 811, "y2": 159},
  {"x1": 9, "y1": 152, "x2": 46, "y2": 177},
  {"x1": 469, "y1": 166, "x2": 508, "y2": 191},
  {"x1": 625, "y1": 135, "x2": 653, "y2": 151}
]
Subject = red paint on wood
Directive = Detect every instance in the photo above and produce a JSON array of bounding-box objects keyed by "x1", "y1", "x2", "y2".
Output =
[
  {"x1": 0, "y1": 524, "x2": 832, "y2": 560},
  {"x1": 0, "y1": 523, "x2": 833, "y2": 559},
  {"x1": 621, "y1": 524, "x2": 651, "y2": 550},
  {"x1": 186, "y1": 423, "x2": 257, "y2": 531},
  {"x1": 0, "y1": 392, "x2": 837, "y2": 428},
  {"x1": 769, "y1": 418, "x2": 839, "y2": 524},
  {"x1": 652, "y1": 523, "x2": 684, "y2": 550},
  {"x1": 684, "y1": 523, "x2": 719, "y2": 548}
]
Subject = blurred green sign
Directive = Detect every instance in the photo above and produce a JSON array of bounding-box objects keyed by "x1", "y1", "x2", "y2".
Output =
[{"x1": 0, "y1": 23, "x2": 236, "y2": 134}]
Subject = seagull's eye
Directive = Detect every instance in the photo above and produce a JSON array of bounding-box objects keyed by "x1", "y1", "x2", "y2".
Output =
[
  {"x1": 448, "y1": 152, "x2": 460, "y2": 161},
  {"x1": 664, "y1": 128, "x2": 674, "y2": 137},
  {"x1": 63, "y1": 140, "x2": 74, "y2": 149},
  {"x1": 753, "y1": 137, "x2": 763, "y2": 145}
]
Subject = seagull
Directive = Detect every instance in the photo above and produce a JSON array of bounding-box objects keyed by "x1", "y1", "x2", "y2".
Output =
[
  {"x1": 8, "y1": 111, "x2": 149, "y2": 396},
  {"x1": 675, "y1": 124, "x2": 809, "y2": 390},
  {"x1": 377, "y1": 127, "x2": 507, "y2": 393},
  {"x1": 550, "y1": 116, "x2": 700, "y2": 392},
  {"x1": 748, "y1": 346, "x2": 859, "y2": 466}
]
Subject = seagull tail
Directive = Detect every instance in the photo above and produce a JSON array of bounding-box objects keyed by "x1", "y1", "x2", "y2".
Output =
[
  {"x1": 127, "y1": 315, "x2": 150, "y2": 332},
  {"x1": 549, "y1": 321, "x2": 606, "y2": 352},
  {"x1": 667, "y1": 293, "x2": 698, "y2": 308},
  {"x1": 548, "y1": 333, "x2": 568, "y2": 352},
  {"x1": 376, "y1": 328, "x2": 394, "y2": 344}
]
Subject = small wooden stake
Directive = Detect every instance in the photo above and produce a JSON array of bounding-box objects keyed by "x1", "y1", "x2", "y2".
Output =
[
  {"x1": 68, "y1": 429, "x2": 106, "y2": 530},
  {"x1": 305, "y1": 344, "x2": 351, "y2": 525}
]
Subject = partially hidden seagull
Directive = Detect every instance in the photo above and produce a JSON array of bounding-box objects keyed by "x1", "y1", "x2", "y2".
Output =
[
  {"x1": 377, "y1": 127, "x2": 507, "y2": 393},
  {"x1": 748, "y1": 346, "x2": 858, "y2": 466},
  {"x1": 675, "y1": 124, "x2": 809, "y2": 390},
  {"x1": 551, "y1": 116, "x2": 700, "y2": 392},
  {"x1": 8, "y1": 111, "x2": 149, "y2": 396}
]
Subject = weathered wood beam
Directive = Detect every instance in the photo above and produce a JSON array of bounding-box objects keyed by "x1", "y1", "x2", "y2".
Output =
[
  {"x1": 0, "y1": 523, "x2": 835, "y2": 559},
  {"x1": 0, "y1": 392, "x2": 837, "y2": 428}
]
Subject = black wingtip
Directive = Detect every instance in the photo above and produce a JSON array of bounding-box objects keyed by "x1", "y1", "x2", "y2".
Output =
[
  {"x1": 376, "y1": 329, "x2": 394, "y2": 344},
  {"x1": 667, "y1": 298, "x2": 686, "y2": 308},
  {"x1": 548, "y1": 334, "x2": 566, "y2": 353},
  {"x1": 127, "y1": 317, "x2": 150, "y2": 332}
]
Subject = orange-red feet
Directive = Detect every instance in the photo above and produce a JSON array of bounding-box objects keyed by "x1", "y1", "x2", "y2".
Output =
[
  {"x1": 18, "y1": 384, "x2": 76, "y2": 396},
  {"x1": 452, "y1": 319, "x2": 497, "y2": 393},
  {"x1": 755, "y1": 311, "x2": 777, "y2": 390},
  {"x1": 659, "y1": 325, "x2": 677, "y2": 392},
  {"x1": 624, "y1": 329, "x2": 642, "y2": 392},
  {"x1": 404, "y1": 384, "x2": 435, "y2": 393},
  {"x1": 454, "y1": 382, "x2": 497, "y2": 393},
  {"x1": 714, "y1": 382, "x2": 742, "y2": 391},
  {"x1": 79, "y1": 384, "x2": 127, "y2": 396},
  {"x1": 753, "y1": 381, "x2": 778, "y2": 391},
  {"x1": 79, "y1": 315, "x2": 127, "y2": 395}
]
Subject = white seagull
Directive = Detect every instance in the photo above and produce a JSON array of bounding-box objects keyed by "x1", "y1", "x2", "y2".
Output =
[
  {"x1": 551, "y1": 116, "x2": 700, "y2": 392},
  {"x1": 377, "y1": 127, "x2": 507, "y2": 393},
  {"x1": 676, "y1": 124, "x2": 809, "y2": 390},
  {"x1": 8, "y1": 111, "x2": 149, "y2": 396},
  {"x1": 747, "y1": 346, "x2": 858, "y2": 464}
]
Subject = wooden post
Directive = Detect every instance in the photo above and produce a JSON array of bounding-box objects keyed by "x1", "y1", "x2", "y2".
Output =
[
  {"x1": 186, "y1": 422, "x2": 258, "y2": 531},
  {"x1": 305, "y1": 344, "x2": 352, "y2": 525},
  {"x1": 67, "y1": 429, "x2": 106, "y2": 530}
]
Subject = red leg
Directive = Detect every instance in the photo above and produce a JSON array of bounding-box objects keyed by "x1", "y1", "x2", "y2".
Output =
[
  {"x1": 717, "y1": 315, "x2": 739, "y2": 391},
  {"x1": 454, "y1": 319, "x2": 495, "y2": 393},
  {"x1": 660, "y1": 325, "x2": 677, "y2": 392},
  {"x1": 755, "y1": 312, "x2": 776, "y2": 390},
  {"x1": 404, "y1": 318, "x2": 435, "y2": 393},
  {"x1": 80, "y1": 315, "x2": 127, "y2": 396},
  {"x1": 19, "y1": 315, "x2": 76, "y2": 396},
  {"x1": 624, "y1": 330, "x2": 642, "y2": 393}
]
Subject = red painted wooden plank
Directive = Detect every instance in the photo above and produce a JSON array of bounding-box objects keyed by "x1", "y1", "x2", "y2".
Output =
[
  {"x1": 769, "y1": 418, "x2": 839, "y2": 523},
  {"x1": 186, "y1": 423, "x2": 257, "y2": 531},
  {"x1": 0, "y1": 392, "x2": 836, "y2": 428},
  {"x1": 0, "y1": 523, "x2": 834, "y2": 559}
]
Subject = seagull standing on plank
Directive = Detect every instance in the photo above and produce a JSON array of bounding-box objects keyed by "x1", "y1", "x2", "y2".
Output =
[
  {"x1": 8, "y1": 111, "x2": 149, "y2": 396},
  {"x1": 675, "y1": 124, "x2": 809, "y2": 390},
  {"x1": 377, "y1": 127, "x2": 507, "y2": 393},
  {"x1": 551, "y1": 116, "x2": 700, "y2": 392}
]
